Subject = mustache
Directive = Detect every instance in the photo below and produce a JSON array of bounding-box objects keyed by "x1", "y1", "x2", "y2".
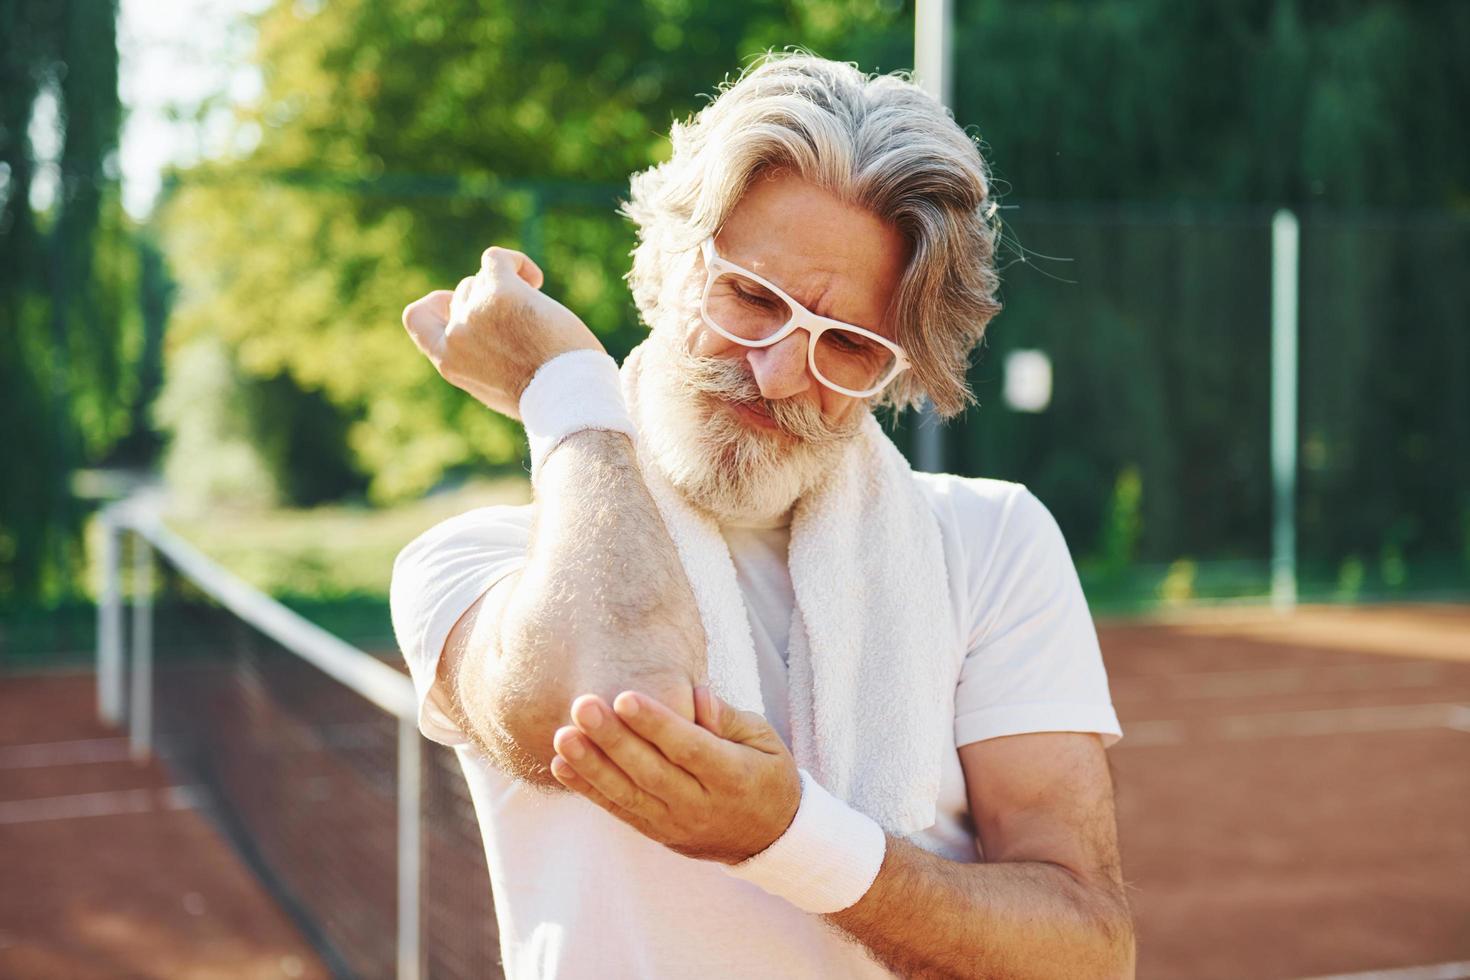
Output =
[{"x1": 670, "y1": 351, "x2": 858, "y2": 444}]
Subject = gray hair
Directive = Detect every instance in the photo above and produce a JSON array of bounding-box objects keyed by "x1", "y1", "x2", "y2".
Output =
[{"x1": 620, "y1": 50, "x2": 1002, "y2": 418}]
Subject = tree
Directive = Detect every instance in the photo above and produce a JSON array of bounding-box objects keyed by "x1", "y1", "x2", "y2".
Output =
[
  {"x1": 1, "y1": 0, "x2": 138, "y2": 602},
  {"x1": 154, "y1": 0, "x2": 903, "y2": 503},
  {"x1": 151, "y1": 0, "x2": 1470, "y2": 582}
]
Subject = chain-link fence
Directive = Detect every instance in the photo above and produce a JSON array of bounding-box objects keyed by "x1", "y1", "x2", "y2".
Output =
[{"x1": 886, "y1": 202, "x2": 1470, "y2": 607}]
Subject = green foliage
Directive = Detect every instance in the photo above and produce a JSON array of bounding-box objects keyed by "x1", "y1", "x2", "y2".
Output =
[
  {"x1": 8, "y1": 0, "x2": 1467, "y2": 605},
  {"x1": 1157, "y1": 558, "x2": 1197, "y2": 606},
  {"x1": 1, "y1": 0, "x2": 139, "y2": 602},
  {"x1": 153, "y1": 0, "x2": 1470, "y2": 520},
  {"x1": 153, "y1": 339, "x2": 281, "y2": 509},
  {"x1": 954, "y1": 0, "x2": 1469, "y2": 207},
  {"x1": 154, "y1": 0, "x2": 906, "y2": 503},
  {"x1": 1099, "y1": 466, "x2": 1144, "y2": 576},
  {"x1": 1335, "y1": 554, "x2": 1364, "y2": 602},
  {"x1": 1379, "y1": 541, "x2": 1407, "y2": 592}
]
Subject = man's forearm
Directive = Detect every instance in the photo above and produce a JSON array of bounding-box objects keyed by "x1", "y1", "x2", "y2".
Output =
[
  {"x1": 458, "y1": 429, "x2": 705, "y2": 779},
  {"x1": 827, "y1": 835, "x2": 1135, "y2": 979}
]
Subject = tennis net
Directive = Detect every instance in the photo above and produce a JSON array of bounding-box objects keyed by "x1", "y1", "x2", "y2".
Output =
[{"x1": 96, "y1": 504, "x2": 502, "y2": 979}]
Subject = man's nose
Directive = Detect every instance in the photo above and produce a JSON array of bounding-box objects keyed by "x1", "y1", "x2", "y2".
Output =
[{"x1": 745, "y1": 331, "x2": 814, "y2": 401}]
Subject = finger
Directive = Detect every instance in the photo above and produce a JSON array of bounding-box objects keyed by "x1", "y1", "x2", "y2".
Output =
[
  {"x1": 422, "y1": 289, "x2": 453, "y2": 320},
  {"x1": 401, "y1": 293, "x2": 449, "y2": 358},
  {"x1": 550, "y1": 755, "x2": 626, "y2": 815},
  {"x1": 451, "y1": 274, "x2": 475, "y2": 314},
  {"x1": 553, "y1": 724, "x2": 667, "y2": 820},
  {"x1": 611, "y1": 690, "x2": 739, "y2": 785},
  {"x1": 481, "y1": 245, "x2": 545, "y2": 290},
  {"x1": 571, "y1": 695, "x2": 704, "y2": 804}
]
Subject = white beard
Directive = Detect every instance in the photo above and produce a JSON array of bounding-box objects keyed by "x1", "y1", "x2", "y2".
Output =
[{"x1": 635, "y1": 327, "x2": 861, "y2": 527}]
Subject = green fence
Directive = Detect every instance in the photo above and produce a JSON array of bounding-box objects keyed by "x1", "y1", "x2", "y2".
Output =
[{"x1": 890, "y1": 202, "x2": 1470, "y2": 607}]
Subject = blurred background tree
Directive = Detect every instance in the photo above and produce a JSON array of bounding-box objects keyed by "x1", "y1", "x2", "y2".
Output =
[
  {"x1": 154, "y1": 0, "x2": 902, "y2": 504},
  {"x1": 1, "y1": 0, "x2": 143, "y2": 603},
  {"x1": 151, "y1": 0, "x2": 1470, "y2": 507}
]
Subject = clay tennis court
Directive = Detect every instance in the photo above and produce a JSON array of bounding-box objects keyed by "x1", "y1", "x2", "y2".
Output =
[
  {"x1": 2, "y1": 601, "x2": 1467, "y2": 979},
  {"x1": 1104, "y1": 603, "x2": 1470, "y2": 979},
  {"x1": 0, "y1": 671, "x2": 329, "y2": 979}
]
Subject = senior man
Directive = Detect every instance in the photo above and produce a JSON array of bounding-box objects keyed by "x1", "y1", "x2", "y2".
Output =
[{"x1": 392, "y1": 53, "x2": 1133, "y2": 978}]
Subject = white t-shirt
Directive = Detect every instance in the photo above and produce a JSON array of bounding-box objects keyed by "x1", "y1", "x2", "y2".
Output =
[{"x1": 390, "y1": 473, "x2": 1122, "y2": 979}]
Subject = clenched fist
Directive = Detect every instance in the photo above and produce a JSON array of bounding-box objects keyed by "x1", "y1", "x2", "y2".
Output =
[{"x1": 401, "y1": 246, "x2": 605, "y2": 419}]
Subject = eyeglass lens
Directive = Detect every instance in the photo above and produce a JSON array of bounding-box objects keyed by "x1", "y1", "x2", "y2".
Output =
[{"x1": 706, "y1": 270, "x2": 896, "y2": 392}]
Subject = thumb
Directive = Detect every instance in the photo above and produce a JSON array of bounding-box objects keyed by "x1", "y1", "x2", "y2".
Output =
[
  {"x1": 401, "y1": 290, "x2": 452, "y2": 359},
  {"x1": 481, "y1": 245, "x2": 545, "y2": 290},
  {"x1": 695, "y1": 686, "x2": 777, "y2": 749}
]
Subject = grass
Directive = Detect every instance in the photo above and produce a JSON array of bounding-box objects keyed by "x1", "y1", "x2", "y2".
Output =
[{"x1": 160, "y1": 476, "x2": 532, "y2": 601}]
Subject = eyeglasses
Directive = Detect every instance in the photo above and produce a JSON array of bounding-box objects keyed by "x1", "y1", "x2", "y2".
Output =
[{"x1": 698, "y1": 236, "x2": 910, "y2": 398}]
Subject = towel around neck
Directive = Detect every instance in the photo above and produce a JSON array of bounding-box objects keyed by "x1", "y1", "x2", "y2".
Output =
[{"x1": 619, "y1": 341, "x2": 959, "y2": 835}]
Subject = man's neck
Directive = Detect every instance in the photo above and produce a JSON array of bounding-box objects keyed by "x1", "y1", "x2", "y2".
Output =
[{"x1": 715, "y1": 502, "x2": 795, "y2": 531}]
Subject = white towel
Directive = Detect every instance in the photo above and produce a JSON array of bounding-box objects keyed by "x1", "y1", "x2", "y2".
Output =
[{"x1": 620, "y1": 343, "x2": 958, "y2": 835}]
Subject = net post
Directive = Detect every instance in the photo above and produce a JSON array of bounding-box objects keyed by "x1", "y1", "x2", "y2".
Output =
[
  {"x1": 1271, "y1": 209, "x2": 1300, "y2": 612},
  {"x1": 397, "y1": 716, "x2": 423, "y2": 980},
  {"x1": 912, "y1": 0, "x2": 953, "y2": 475},
  {"x1": 129, "y1": 532, "x2": 155, "y2": 761},
  {"x1": 914, "y1": 401, "x2": 945, "y2": 474},
  {"x1": 98, "y1": 512, "x2": 125, "y2": 725},
  {"x1": 915, "y1": 0, "x2": 953, "y2": 106}
]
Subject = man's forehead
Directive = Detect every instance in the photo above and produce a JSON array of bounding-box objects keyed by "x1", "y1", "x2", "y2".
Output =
[
  {"x1": 736, "y1": 246, "x2": 897, "y2": 339},
  {"x1": 717, "y1": 178, "x2": 907, "y2": 336}
]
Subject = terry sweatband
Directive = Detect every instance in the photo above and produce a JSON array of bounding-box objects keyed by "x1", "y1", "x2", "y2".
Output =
[
  {"x1": 721, "y1": 769, "x2": 888, "y2": 914},
  {"x1": 518, "y1": 349, "x2": 637, "y2": 480}
]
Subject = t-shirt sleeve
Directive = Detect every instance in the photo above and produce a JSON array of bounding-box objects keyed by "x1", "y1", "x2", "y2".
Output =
[
  {"x1": 389, "y1": 505, "x2": 533, "y2": 747},
  {"x1": 953, "y1": 486, "x2": 1122, "y2": 748}
]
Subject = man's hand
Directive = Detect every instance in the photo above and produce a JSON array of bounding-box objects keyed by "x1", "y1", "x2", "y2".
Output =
[
  {"x1": 401, "y1": 245, "x2": 605, "y2": 419},
  {"x1": 549, "y1": 686, "x2": 802, "y2": 864}
]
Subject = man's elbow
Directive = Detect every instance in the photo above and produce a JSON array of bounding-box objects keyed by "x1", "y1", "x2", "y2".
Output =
[
  {"x1": 1044, "y1": 864, "x2": 1135, "y2": 979},
  {"x1": 450, "y1": 631, "x2": 574, "y2": 789},
  {"x1": 1086, "y1": 882, "x2": 1136, "y2": 979},
  {"x1": 455, "y1": 628, "x2": 699, "y2": 791}
]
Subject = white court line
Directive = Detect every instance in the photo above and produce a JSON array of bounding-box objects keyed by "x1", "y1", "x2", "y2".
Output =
[
  {"x1": 1114, "y1": 720, "x2": 1189, "y2": 747},
  {"x1": 0, "y1": 785, "x2": 203, "y2": 825},
  {"x1": 1295, "y1": 960, "x2": 1470, "y2": 980},
  {"x1": 1163, "y1": 661, "x2": 1446, "y2": 700},
  {"x1": 1218, "y1": 702, "x2": 1464, "y2": 740},
  {"x1": 1117, "y1": 703, "x2": 1470, "y2": 747},
  {"x1": 0, "y1": 737, "x2": 132, "y2": 770}
]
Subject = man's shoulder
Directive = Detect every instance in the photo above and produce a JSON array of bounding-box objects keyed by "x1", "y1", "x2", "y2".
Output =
[
  {"x1": 909, "y1": 473, "x2": 1073, "y2": 578},
  {"x1": 392, "y1": 501, "x2": 536, "y2": 574},
  {"x1": 911, "y1": 470, "x2": 1032, "y2": 536}
]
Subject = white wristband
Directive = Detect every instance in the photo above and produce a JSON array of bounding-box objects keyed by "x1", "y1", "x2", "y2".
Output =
[
  {"x1": 721, "y1": 769, "x2": 887, "y2": 914},
  {"x1": 518, "y1": 349, "x2": 637, "y2": 480}
]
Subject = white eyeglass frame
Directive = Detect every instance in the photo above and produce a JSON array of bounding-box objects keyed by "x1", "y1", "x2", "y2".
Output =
[{"x1": 698, "y1": 236, "x2": 911, "y2": 398}]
